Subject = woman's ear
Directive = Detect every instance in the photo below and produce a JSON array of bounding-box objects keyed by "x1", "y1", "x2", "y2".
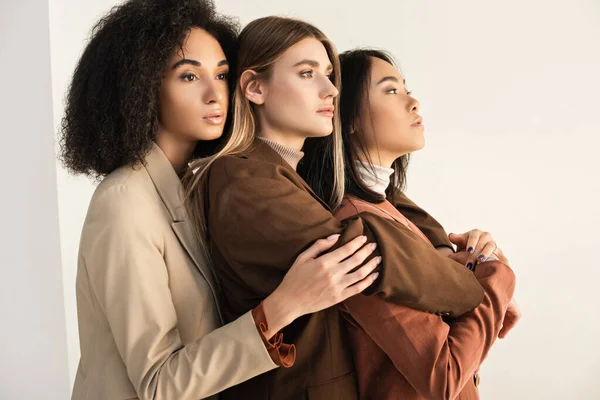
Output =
[{"x1": 240, "y1": 69, "x2": 266, "y2": 105}]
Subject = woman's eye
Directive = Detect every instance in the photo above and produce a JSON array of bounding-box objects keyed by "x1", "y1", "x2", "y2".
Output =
[
  {"x1": 216, "y1": 72, "x2": 229, "y2": 81},
  {"x1": 300, "y1": 70, "x2": 314, "y2": 78},
  {"x1": 181, "y1": 73, "x2": 198, "y2": 82},
  {"x1": 386, "y1": 88, "x2": 398, "y2": 94}
]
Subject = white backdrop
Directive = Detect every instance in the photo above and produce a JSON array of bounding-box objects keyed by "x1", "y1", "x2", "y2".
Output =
[
  {"x1": 5, "y1": 0, "x2": 598, "y2": 398},
  {"x1": 0, "y1": 0, "x2": 70, "y2": 398}
]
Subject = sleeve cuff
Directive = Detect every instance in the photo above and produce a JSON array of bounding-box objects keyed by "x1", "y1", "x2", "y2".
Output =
[{"x1": 251, "y1": 302, "x2": 296, "y2": 368}]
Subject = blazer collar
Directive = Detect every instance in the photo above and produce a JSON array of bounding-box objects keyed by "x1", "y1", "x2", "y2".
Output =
[
  {"x1": 143, "y1": 143, "x2": 187, "y2": 222},
  {"x1": 245, "y1": 139, "x2": 331, "y2": 210},
  {"x1": 143, "y1": 143, "x2": 224, "y2": 322}
]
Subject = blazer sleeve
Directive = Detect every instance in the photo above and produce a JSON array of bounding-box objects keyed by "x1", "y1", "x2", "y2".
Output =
[
  {"x1": 342, "y1": 260, "x2": 515, "y2": 400},
  {"x1": 389, "y1": 190, "x2": 454, "y2": 250},
  {"x1": 208, "y1": 158, "x2": 483, "y2": 318},
  {"x1": 83, "y1": 185, "x2": 278, "y2": 400}
]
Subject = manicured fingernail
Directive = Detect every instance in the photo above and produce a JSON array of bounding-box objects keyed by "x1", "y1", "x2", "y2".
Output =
[
  {"x1": 375, "y1": 256, "x2": 382, "y2": 264},
  {"x1": 361, "y1": 235, "x2": 368, "y2": 243},
  {"x1": 327, "y1": 234, "x2": 340, "y2": 241},
  {"x1": 370, "y1": 243, "x2": 378, "y2": 251},
  {"x1": 372, "y1": 272, "x2": 380, "y2": 279},
  {"x1": 468, "y1": 247, "x2": 474, "y2": 253},
  {"x1": 478, "y1": 254, "x2": 486, "y2": 262},
  {"x1": 466, "y1": 262, "x2": 473, "y2": 270}
]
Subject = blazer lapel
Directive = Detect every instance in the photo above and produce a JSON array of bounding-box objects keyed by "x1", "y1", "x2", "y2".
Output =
[{"x1": 144, "y1": 143, "x2": 224, "y2": 323}]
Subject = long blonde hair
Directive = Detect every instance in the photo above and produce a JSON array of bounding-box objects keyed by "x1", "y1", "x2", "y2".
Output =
[{"x1": 183, "y1": 16, "x2": 345, "y2": 249}]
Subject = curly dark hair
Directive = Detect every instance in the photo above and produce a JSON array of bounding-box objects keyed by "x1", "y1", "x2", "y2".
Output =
[{"x1": 59, "y1": 0, "x2": 239, "y2": 179}]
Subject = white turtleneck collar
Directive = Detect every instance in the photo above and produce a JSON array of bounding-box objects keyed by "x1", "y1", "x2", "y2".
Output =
[{"x1": 355, "y1": 160, "x2": 394, "y2": 197}]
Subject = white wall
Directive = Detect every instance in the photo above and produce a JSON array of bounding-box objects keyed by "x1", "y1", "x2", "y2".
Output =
[
  {"x1": 46, "y1": 0, "x2": 600, "y2": 398},
  {"x1": 48, "y1": 0, "x2": 122, "y2": 385},
  {"x1": 0, "y1": 0, "x2": 70, "y2": 398}
]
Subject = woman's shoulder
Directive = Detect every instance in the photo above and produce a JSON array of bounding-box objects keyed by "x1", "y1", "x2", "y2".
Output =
[
  {"x1": 79, "y1": 166, "x2": 167, "y2": 273},
  {"x1": 96, "y1": 162, "x2": 151, "y2": 192},
  {"x1": 334, "y1": 195, "x2": 365, "y2": 220},
  {"x1": 209, "y1": 152, "x2": 291, "y2": 183},
  {"x1": 334, "y1": 195, "x2": 393, "y2": 222},
  {"x1": 87, "y1": 164, "x2": 159, "y2": 222}
]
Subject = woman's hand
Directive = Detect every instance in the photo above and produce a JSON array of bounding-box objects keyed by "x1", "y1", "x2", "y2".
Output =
[
  {"x1": 449, "y1": 229, "x2": 500, "y2": 270},
  {"x1": 499, "y1": 298, "x2": 522, "y2": 338},
  {"x1": 447, "y1": 249, "x2": 471, "y2": 266},
  {"x1": 445, "y1": 238, "x2": 520, "y2": 338},
  {"x1": 262, "y1": 234, "x2": 381, "y2": 336}
]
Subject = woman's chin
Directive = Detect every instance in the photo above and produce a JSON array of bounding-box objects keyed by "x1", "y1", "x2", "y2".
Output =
[
  {"x1": 413, "y1": 136, "x2": 426, "y2": 151},
  {"x1": 195, "y1": 129, "x2": 224, "y2": 141},
  {"x1": 397, "y1": 141, "x2": 425, "y2": 155},
  {"x1": 305, "y1": 129, "x2": 334, "y2": 139}
]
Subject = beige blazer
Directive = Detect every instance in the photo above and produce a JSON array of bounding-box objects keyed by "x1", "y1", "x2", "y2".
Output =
[{"x1": 71, "y1": 144, "x2": 277, "y2": 400}]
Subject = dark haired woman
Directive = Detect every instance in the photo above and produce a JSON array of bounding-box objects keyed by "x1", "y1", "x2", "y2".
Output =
[
  {"x1": 58, "y1": 1, "x2": 384, "y2": 399},
  {"x1": 327, "y1": 48, "x2": 520, "y2": 399}
]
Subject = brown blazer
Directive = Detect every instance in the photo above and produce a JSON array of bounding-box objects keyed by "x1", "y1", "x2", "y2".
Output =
[
  {"x1": 72, "y1": 144, "x2": 279, "y2": 400},
  {"x1": 205, "y1": 140, "x2": 485, "y2": 400},
  {"x1": 335, "y1": 196, "x2": 516, "y2": 400}
]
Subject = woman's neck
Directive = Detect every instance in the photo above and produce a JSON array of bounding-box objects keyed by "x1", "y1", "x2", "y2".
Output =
[
  {"x1": 154, "y1": 132, "x2": 196, "y2": 175},
  {"x1": 255, "y1": 115, "x2": 306, "y2": 151},
  {"x1": 258, "y1": 136, "x2": 305, "y2": 171},
  {"x1": 255, "y1": 118, "x2": 308, "y2": 170}
]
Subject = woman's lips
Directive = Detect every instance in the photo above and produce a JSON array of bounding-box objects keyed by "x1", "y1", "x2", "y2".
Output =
[
  {"x1": 203, "y1": 110, "x2": 224, "y2": 125},
  {"x1": 411, "y1": 116, "x2": 424, "y2": 128},
  {"x1": 317, "y1": 105, "x2": 335, "y2": 117}
]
